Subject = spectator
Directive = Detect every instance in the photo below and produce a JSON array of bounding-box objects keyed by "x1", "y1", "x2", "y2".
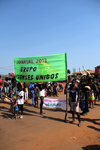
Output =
[
  {"x1": 92, "y1": 81, "x2": 98, "y2": 104},
  {"x1": 11, "y1": 77, "x2": 17, "y2": 94},
  {"x1": 34, "y1": 85, "x2": 39, "y2": 107},
  {"x1": 47, "y1": 82, "x2": 52, "y2": 96},
  {"x1": 4, "y1": 76, "x2": 10, "y2": 96},
  {"x1": 89, "y1": 89, "x2": 95, "y2": 108},
  {"x1": 69, "y1": 80, "x2": 81, "y2": 127},
  {"x1": 61, "y1": 83, "x2": 63, "y2": 92},
  {"x1": 53, "y1": 82, "x2": 58, "y2": 97},
  {"x1": 17, "y1": 85, "x2": 24, "y2": 119},
  {"x1": 29, "y1": 83, "x2": 35, "y2": 106},
  {"x1": 37, "y1": 83, "x2": 45, "y2": 115},
  {"x1": 12, "y1": 95, "x2": 19, "y2": 120},
  {"x1": 23, "y1": 82, "x2": 28, "y2": 103},
  {"x1": 59, "y1": 82, "x2": 61, "y2": 91},
  {"x1": 0, "y1": 75, "x2": 3, "y2": 98}
]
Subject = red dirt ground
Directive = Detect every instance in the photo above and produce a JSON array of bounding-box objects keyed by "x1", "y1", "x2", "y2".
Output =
[{"x1": 0, "y1": 92, "x2": 100, "y2": 150}]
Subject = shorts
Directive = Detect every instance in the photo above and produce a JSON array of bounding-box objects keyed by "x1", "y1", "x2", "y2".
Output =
[
  {"x1": 71, "y1": 102, "x2": 79, "y2": 113},
  {"x1": 14, "y1": 106, "x2": 19, "y2": 111}
]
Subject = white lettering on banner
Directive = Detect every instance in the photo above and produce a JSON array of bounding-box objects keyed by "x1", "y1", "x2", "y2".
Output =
[{"x1": 43, "y1": 98, "x2": 66, "y2": 108}]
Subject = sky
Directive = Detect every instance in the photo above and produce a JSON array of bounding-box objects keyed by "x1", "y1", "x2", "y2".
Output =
[{"x1": 0, "y1": 0, "x2": 100, "y2": 75}]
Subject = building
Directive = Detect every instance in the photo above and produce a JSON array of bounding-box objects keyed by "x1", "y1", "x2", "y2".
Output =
[
  {"x1": 73, "y1": 70, "x2": 95, "y2": 78},
  {"x1": 95, "y1": 65, "x2": 100, "y2": 80}
]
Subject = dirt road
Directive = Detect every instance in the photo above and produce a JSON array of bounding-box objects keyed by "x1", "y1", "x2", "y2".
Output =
[{"x1": 0, "y1": 93, "x2": 100, "y2": 150}]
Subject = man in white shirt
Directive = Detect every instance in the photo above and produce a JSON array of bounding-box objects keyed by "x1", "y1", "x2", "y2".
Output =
[{"x1": 17, "y1": 85, "x2": 24, "y2": 119}]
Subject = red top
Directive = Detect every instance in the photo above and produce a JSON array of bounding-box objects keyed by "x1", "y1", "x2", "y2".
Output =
[
  {"x1": 59, "y1": 82, "x2": 61, "y2": 86},
  {"x1": 0, "y1": 79, "x2": 3, "y2": 87}
]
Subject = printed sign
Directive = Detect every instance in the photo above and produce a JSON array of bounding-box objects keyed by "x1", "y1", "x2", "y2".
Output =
[
  {"x1": 43, "y1": 98, "x2": 66, "y2": 108},
  {"x1": 14, "y1": 53, "x2": 67, "y2": 82}
]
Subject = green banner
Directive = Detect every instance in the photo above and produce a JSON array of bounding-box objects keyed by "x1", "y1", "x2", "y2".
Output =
[{"x1": 14, "y1": 53, "x2": 67, "y2": 83}]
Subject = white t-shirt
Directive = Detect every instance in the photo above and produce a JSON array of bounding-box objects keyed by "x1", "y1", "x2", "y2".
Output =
[
  {"x1": 17, "y1": 90, "x2": 24, "y2": 105},
  {"x1": 39, "y1": 89, "x2": 45, "y2": 97}
]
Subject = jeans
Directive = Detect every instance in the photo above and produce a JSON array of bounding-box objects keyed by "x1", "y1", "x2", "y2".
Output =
[
  {"x1": 4, "y1": 87, "x2": 9, "y2": 93},
  {"x1": 31, "y1": 92, "x2": 35, "y2": 105},
  {"x1": 0, "y1": 87, "x2": 3, "y2": 98}
]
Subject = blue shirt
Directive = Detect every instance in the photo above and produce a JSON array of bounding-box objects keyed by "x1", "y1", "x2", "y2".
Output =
[{"x1": 29, "y1": 83, "x2": 35, "y2": 92}]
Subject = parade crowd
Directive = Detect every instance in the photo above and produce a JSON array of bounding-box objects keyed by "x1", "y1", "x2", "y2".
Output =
[
  {"x1": 0, "y1": 75, "x2": 64, "y2": 119},
  {"x1": 0, "y1": 74, "x2": 100, "y2": 127}
]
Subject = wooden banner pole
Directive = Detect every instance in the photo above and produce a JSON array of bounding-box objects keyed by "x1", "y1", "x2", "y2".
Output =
[{"x1": 64, "y1": 79, "x2": 68, "y2": 122}]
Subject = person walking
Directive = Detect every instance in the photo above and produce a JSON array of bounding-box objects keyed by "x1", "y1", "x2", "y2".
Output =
[
  {"x1": 17, "y1": 85, "x2": 24, "y2": 119},
  {"x1": 29, "y1": 83, "x2": 35, "y2": 106},
  {"x1": 37, "y1": 83, "x2": 45, "y2": 115},
  {"x1": 69, "y1": 80, "x2": 81, "y2": 127}
]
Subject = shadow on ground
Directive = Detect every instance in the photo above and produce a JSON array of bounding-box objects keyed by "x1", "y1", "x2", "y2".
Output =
[
  {"x1": 87, "y1": 126, "x2": 100, "y2": 132},
  {"x1": 82, "y1": 144, "x2": 100, "y2": 150}
]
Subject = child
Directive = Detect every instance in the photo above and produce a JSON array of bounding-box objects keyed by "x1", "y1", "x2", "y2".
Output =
[
  {"x1": 12, "y1": 95, "x2": 19, "y2": 120},
  {"x1": 9, "y1": 86, "x2": 16, "y2": 111},
  {"x1": 89, "y1": 90, "x2": 95, "y2": 109}
]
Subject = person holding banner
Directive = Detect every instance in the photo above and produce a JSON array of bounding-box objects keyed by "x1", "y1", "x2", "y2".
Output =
[{"x1": 29, "y1": 83, "x2": 35, "y2": 106}]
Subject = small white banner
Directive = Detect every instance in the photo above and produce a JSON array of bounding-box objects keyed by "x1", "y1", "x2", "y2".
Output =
[{"x1": 43, "y1": 98, "x2": 66, "y2": 108}]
